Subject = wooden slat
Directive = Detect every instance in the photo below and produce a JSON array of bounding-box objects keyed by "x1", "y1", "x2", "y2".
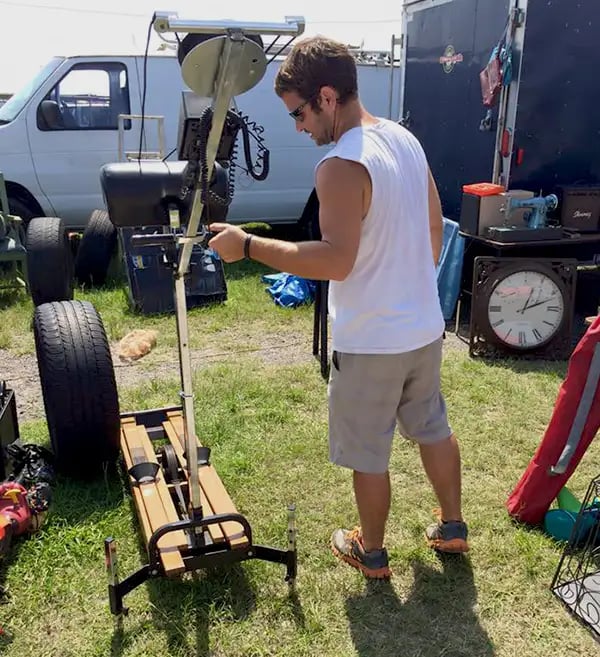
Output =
[
  {"x1": 132, "y1": 425, "x2": 189, "y2": 551},
  {"x1": 162, "y1": 418, "x2": 226, "y2": 545},
  {"x1": 120, "y1": 428, "x2": 152, "y2": 546},
  {"x1": 121, "y1": 424, "x2": 186, "y2": 576},
  {"x1": 166, "y1": 412, "x2": 249, "y2": 549}
]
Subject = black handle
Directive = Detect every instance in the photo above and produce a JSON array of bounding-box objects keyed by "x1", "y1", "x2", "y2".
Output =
[{"x1": 130, "y1": 234, "x2": 177, "y2": 248}]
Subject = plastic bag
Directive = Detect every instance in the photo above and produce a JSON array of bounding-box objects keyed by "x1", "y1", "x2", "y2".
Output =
[{"x1": 261, "y1": 273, "x2": 316, "y2": 308}]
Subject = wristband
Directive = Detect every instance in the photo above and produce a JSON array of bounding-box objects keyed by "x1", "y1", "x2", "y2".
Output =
[{"x1": 244, "y1": 234, "x2": 253, "y2": 259}]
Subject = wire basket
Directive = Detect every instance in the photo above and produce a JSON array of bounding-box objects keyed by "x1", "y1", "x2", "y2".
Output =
[{"x1": 551, "y1": 474, "x2": 600, "y2": 642}]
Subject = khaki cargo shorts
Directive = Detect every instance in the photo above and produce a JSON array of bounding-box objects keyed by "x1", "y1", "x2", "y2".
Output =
[{"x1": 327, "y1": 337, "x2": 451, "y2": 474}]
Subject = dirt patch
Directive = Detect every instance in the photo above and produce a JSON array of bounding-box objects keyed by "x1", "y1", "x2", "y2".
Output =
[
  {"x1": 0, "y1": 326, "x2": 466, "y2": 424},
  {"x1": 0, "y1": 332, "x2": 317, "y2": 423}
]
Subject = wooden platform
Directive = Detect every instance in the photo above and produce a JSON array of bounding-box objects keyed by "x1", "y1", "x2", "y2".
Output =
[{"x1": 120, "y1": 411, "x2": 249, "y2": 577}]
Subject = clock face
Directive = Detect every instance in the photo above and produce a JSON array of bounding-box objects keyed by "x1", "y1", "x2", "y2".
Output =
[{"x1": 486, "y1": 269, "x2": 565, "y2": 350}]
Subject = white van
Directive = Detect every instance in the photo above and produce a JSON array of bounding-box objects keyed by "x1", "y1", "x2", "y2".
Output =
[{"x1": 0, "y1": 51, "x2": 399, "y2": 229}]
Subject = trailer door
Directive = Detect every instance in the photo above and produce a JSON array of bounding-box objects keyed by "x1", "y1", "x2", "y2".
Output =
[
  {"x1": 509, "y1": 0, "x2": 600, "y2": 194},
  {"x1": 401, "y1": 0, "x2": 511, "y2": 220}
]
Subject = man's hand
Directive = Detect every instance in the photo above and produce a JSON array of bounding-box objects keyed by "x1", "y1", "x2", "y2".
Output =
[{"x1": 208, "y1": 223, "x2": 247, "y2": 262}]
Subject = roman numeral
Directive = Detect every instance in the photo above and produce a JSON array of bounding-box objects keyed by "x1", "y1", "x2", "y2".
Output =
[
  {"x1": 543, "y1": 320, "x2": 555, "y2": 327},
  {"x1": 489, "y1": 305, "x2": 502, "y2": 312},
  {"x1": 547, "y1": 306, "x2": 560, "y2": 312},
  {"x1": 519, "y1": 331, "x2": 527, "y2": 346},
  {"x1": 533, "y1": 328, "x2": 542, "y2": 341},
  {"x1": 492, "y1": 319, "x2": 505, "y2": 328}
]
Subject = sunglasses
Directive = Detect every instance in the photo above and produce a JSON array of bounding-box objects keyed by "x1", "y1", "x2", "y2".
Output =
[{"x1": 289, "y1": 91, "x2": 320, "y2": 121}]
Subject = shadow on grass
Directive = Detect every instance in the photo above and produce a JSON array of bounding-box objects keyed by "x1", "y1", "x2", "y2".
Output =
[
  {"x1": 486, "y1": 357, "x2": 568, "y2": 379},
  {"x1": 109, "y1": 554, "x2": 302, "y2": 657},
  {"x1": 346, "y1": 554, "x2": 495, "y2": 657},
  {"x1": 110, "y1": 487, "x2": 305, "y2": 657},
  {"x1": 144, "y1": 565, "x2": 256, "y2": 656},
  {"x1": 108, "y1": 557, "x2": 260, "y2": 656},
  {"x1": 49, "y1": 464, "x2": 125, "y2": 525}
]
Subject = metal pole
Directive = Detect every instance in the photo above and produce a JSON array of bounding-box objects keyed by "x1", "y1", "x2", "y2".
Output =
[
  {"x1": 151, "y1": 14, "x2": 306, "y2": 520},
  {"x1": 154, "y1": 14, "x2": 305, "y2": 37},
  {"x1": 174, "y1": 36, "x2": 247, "y2": 517},
  {"x1": 178, "y1": 36, "x2": 245, "y2": 277},
  {"x1": 173, "y1": 273, "x2": 202, "y2": 516}
]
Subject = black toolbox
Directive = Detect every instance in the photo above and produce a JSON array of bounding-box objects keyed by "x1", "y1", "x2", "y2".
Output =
[{"x1": 119, "y1": 227, "x2": 227, "y2": 315}]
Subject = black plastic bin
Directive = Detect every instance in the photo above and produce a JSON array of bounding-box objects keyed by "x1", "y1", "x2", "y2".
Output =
[{"x1": 119, "y1": 227, "x2": 227, "y2": 315}]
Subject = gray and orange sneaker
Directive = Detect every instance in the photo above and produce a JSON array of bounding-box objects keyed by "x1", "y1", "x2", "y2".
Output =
[
  {"x1": 331, "y1": 527, "x2": 392, "y2": 579},
  {"x1": 425, "y1": 517, "x2": 470, "y2": 553}
]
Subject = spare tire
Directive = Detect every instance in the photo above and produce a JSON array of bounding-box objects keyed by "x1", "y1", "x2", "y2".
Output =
[
  {"x1": 26, "y1": 217, "x2": 74, "y2": 306},
  {"x1": 74, "y1": 209, "x2": 118, "y2": 287},
  {"x1": 33, "y1": 300, "x2": 120, "y2": 477}
]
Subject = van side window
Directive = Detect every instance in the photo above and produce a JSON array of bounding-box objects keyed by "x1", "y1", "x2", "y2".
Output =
[{"x1": 37, "y1": 62, "x2": 131, "y2": 131}]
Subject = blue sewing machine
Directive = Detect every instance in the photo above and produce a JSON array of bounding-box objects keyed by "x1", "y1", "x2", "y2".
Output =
[{"x1": 487, "y1": 193, "x2": 564, "y2": 242}]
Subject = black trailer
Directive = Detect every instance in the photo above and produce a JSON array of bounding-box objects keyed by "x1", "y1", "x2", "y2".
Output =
[
  {"x1": 399, "y1": 0, "x2": 600, "y2": 223},
  {"x1": 399, "y1": 0, "x2": 600, "y2": 335}
]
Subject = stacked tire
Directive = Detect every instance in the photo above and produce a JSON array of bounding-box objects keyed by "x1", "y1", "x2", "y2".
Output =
[
  {"x1": 73, "y1": 209, "x2": 117, "y2": 287},
  {"x1": 26, "y1": 217, "x2": 73, "y2": 306},
  {"x1": 33, "y1": 300, "x2": 120, "y2": 477}
]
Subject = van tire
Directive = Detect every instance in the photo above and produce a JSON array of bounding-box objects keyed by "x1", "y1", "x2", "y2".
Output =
[
  {"x1": 26, "y1": 217, "x2": 74, "y2": 306},
  {"x1": 33, "y1": 300, "x2": 120, "y2": 477},
  {"x1": 74, "y1": 209, "x2": 117, "y2": 287}
]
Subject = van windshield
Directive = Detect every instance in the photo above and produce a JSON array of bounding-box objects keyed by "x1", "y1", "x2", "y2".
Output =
[{"x1": 0, "y1": 58, "x2": 63, "y2": 124}]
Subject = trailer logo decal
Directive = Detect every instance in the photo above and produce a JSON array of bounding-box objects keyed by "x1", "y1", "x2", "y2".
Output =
[{"x1": 440, "y1": 45, "x2": 463, "y2": 73}]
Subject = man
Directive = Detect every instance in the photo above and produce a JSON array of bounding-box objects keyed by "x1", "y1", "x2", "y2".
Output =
[{"x1": 208, "y1": 36, "x2": 469, "y2": 579}]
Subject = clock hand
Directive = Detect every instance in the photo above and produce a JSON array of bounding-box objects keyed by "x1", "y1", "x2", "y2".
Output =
[
  {"x1": 522, "y1": 298, "x2": 555, "y2": 311},
  {"x1": 519, "y1": 288, "x2": 534, "y2": 314}
]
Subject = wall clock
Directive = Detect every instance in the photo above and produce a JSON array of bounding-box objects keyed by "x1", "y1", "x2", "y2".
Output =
[{"x1": 469, "y1": 257, "x2": 577, "y2": 358}]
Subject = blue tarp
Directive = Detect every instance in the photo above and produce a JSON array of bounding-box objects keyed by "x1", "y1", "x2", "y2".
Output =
[
  {"x1": 262, "y1": 216, "x2": 465, "y2": 319},
  {"x1": 262, "y1": 273, "x2": 316, "y2": 308},
  {"x1": 437, "y1": 217, "x2": 465, "y2": 320}
]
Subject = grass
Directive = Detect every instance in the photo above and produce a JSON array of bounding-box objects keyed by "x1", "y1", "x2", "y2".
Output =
[
  {"x1": 0, "y1": 261, "x2": 599, "y2": 656},
  {"x1": 0, "y1": 259, "x2": 315, "y2": 356}
]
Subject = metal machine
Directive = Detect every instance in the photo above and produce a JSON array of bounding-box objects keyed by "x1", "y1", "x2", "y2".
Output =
[
  {"x1": 507, "y1": 193, "x2": 558, "y2": 230},
  {"x1": 0, "y1": 173, "x2": 27, "y2": 292},
  {"x1": 98, "y1": 12, "x2": 305, "y2": 615},
  {"x1": 486, "y1": 192, "x2": 562, "y2": 241}
]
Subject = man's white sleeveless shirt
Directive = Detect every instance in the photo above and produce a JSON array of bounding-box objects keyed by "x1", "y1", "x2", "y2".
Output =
[{"x1": 316, "y1": 119, "x2": 445, "y2": 353}]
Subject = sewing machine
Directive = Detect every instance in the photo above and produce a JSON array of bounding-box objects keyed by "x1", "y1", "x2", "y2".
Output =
[{"x1": 487, "y1": 193, "x2": 564, "y2": 242}]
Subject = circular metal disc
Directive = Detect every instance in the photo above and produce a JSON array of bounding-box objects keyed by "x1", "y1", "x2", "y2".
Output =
[{"x1": 181, "y1": 36, "x2": 267, "y2": 97}]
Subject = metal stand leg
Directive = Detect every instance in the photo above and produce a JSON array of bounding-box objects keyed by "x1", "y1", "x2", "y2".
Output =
[
  {"x1": 173, "y1": 273, "x2": 203, "y2": 525},
  {"x1": 105, "y1": 537, "x2": 125, "y2": 617},
  {"x1": 319, "y1": 282, "x2": 329, "y2": 378},
  {"x1": 312, "y1": 284, "x2": 321, "y2": 357},
  {"x1": 286, "y1": 503, "x2": 297, "y2": 586},
  {"x1": 312, "y1": 281, "x2": 329, "y2": 379}
]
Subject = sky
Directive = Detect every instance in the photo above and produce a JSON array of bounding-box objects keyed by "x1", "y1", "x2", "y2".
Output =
[{"x1": 0, "y1": 0, "x2": 404, "y2": 93}]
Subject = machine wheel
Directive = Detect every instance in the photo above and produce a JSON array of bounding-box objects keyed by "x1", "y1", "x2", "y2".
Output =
[
  {"x1": 26, "y1": 217, "x2": 74, "y2": 306},
  {"x1": 74, "y1": 209, "x2": 117, "y2": 287},
  {"x1": 33, "y1": 300, "x2": 120, "y2": 477}
]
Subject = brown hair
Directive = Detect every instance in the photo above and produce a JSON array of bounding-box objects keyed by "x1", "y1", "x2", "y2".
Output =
[{"x1": 274, "y1": 36, "x2": 358, "y2": 110}]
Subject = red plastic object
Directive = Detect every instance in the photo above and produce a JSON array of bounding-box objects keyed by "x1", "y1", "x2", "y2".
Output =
[
  {"x1": 462, "y1": 182, "x2": 505, "y2": 197},
  {"x1": 501, "y1": 129, "x2": 511, "y2": 158},
  {"x1": 506, "y1": 316, "x2": 600, "y2": 525},
  {"x1": 0, "y1": 482, "x2": 31, "y2": 535}
]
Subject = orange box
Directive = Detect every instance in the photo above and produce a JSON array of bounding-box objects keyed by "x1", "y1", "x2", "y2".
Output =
[{"x1": 462, "y1": 182, "x2": 505, "y2": 197}]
